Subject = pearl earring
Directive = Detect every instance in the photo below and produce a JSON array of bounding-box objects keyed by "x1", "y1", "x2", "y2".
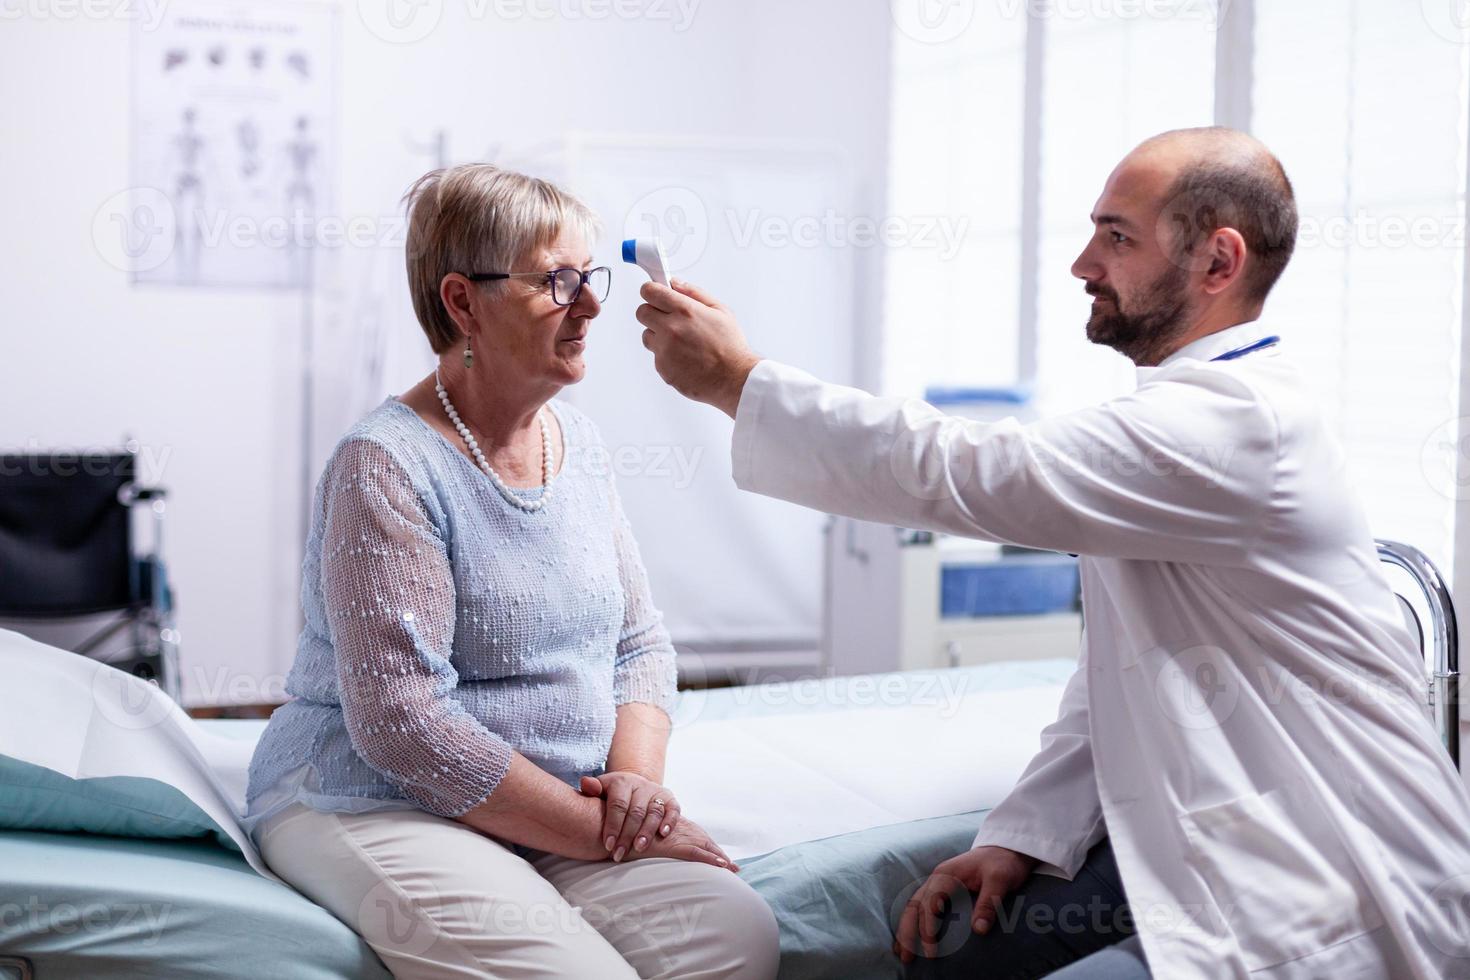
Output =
[{"x1": 463, "y1": 340, "x2": 473, "y2": 369}]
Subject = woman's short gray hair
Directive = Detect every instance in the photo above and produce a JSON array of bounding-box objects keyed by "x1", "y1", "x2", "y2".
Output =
[{"x1": 401, "y1": 164, "x2": 601, "y2": 353}]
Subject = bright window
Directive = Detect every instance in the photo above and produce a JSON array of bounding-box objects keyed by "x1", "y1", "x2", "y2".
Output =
[
  {"x1": 1034, "y1": 12, "x2": 1216, "y2": 414},
  {"x1": 884, "y1": 6, "x2": 1027, "y2": 398},
  {"x1": 1252, "y1": 0, "x2": 1466, "y2": 572},
  {"x1": 883, "y1": 2, "x2": 1466, "y2": 573}
]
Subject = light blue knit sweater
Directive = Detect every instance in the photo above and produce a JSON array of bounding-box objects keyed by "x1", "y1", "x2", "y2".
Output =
[{"x1": 244, "y1": 395, "x2": 678, "y2": 833}]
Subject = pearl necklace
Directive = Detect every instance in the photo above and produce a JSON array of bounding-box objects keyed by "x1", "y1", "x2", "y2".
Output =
[{"x1": 435, "y1": 369, "x2": 554, "y2": 513}]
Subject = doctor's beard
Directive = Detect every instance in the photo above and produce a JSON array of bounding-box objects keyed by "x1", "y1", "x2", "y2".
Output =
[{"x1": 1084, "y1": 262, "x2": 1193, "y2": 366}]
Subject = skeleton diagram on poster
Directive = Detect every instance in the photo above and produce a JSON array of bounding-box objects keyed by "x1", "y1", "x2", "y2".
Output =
[{"x1": 131, "y1": 0, "x2": 337, "y2": 287}]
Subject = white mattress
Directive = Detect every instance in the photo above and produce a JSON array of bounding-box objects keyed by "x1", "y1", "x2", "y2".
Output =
[{"x1": 3, "y1": 626, "x2": 1072, "y2": 865}]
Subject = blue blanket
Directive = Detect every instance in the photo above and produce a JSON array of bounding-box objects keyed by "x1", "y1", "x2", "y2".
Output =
[{"x1": 0, "y1": 659, "x2": 1072, "y2": 978}]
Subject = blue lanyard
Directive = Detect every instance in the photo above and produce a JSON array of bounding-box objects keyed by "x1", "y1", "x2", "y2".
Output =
[{"x1": 1211, "y1": 335, "x2": 1280, "y2": 362}]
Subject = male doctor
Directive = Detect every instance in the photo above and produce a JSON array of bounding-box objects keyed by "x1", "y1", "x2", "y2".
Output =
[{"x1": 635, "y1": 127, "x2": 1470, "y2": 979}]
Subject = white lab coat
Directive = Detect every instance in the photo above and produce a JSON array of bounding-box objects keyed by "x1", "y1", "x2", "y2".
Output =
[{"x1": 729, "y1": 321, "x2": 1470, "y2": 978}]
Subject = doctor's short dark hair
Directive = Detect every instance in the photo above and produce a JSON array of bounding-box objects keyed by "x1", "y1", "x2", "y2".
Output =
[{"x1": 1157, "y1": 155, "x2": 1299, "y2": 305}]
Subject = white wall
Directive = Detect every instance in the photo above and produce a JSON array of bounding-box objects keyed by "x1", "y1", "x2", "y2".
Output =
[{"x1": 0, "y1": 0, "x2": 892, "y2": 705}]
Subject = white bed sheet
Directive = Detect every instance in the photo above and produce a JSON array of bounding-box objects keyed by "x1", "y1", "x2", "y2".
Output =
[
  {"x1": 200, "y1": 674, "x2": 1071, "y2": 860},
  {"x1": 4, "y1": 626, "x2": 1069, "y2": 865},
  {"x1": 663, "y1": 685, "x2": 1064, "y2": 859}
]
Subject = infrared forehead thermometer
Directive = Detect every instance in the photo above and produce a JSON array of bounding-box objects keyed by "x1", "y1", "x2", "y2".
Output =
[{"x1": 622, "y1": 238, "x2": 671, "y2": 286}]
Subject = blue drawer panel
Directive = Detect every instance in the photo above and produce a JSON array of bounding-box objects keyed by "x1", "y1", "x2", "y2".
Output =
[{"x1": 940, "y1": 556, "x2": 1080, "y2": 618}]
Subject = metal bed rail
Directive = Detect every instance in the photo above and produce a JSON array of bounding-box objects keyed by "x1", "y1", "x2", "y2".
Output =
[{"x1": 1376, "y1": 539, "x2": 1461, "y2": 769}]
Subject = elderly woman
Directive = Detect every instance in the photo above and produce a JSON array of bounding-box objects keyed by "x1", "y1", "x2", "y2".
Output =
[{"x1": 244, "y1": 164, "x2": 779, "y2": 979}]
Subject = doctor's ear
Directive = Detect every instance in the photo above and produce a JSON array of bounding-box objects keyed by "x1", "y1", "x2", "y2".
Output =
[{"x1": 1200, "y1": 227, "x2": 1248, "y2": 296}]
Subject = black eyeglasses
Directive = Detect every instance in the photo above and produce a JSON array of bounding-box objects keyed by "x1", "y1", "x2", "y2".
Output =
[{"x1": 466, "y1": 266, "x2": 612, "y2": 307}]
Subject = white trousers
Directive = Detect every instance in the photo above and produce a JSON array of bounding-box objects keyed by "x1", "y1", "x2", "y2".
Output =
[{"x1": 256, "y1": 802, "x2": 780, "y2": 980}]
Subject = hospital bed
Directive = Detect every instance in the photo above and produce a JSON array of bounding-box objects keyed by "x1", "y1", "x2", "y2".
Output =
[{"x1": 0, "y1": 541, "x2": 1459, "y2": 980}]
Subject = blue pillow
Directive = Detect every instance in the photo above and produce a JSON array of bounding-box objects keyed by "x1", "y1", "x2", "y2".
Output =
[{"x1": 0, "y1": 755, "x2": 239, "y2": 851}]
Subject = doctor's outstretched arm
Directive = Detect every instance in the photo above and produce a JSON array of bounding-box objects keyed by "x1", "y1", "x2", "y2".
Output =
[{"x1": 637, "y1": 280, "x2": 1278, "y2": 564}]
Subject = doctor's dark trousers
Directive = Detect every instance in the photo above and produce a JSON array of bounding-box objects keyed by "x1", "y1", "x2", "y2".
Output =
[{"x1": 903, "y1": 838, "x2": 1150, "y2": 980}]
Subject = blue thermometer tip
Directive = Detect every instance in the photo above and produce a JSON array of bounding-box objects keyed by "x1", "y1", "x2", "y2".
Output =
[{"x1": 622, "y1": 239, "x2": 637, "y2": 264}]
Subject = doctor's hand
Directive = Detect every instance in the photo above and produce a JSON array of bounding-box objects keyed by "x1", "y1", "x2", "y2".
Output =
[
  {"x1": 893, "y1": 845, "x2": 1038, "y2": 963},
  {"x1": 636, "y1": 280, "x2": 762, "y2": 419}
]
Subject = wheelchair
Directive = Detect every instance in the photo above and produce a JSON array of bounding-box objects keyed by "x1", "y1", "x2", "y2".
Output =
[{"x1": 0, "y1": 443, "x2": 181, "y2": 701}]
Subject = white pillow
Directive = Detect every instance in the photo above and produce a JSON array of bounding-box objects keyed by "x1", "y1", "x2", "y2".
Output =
[{"x1": 0, "y1": 628, "x2": 278, "y2": 880}]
